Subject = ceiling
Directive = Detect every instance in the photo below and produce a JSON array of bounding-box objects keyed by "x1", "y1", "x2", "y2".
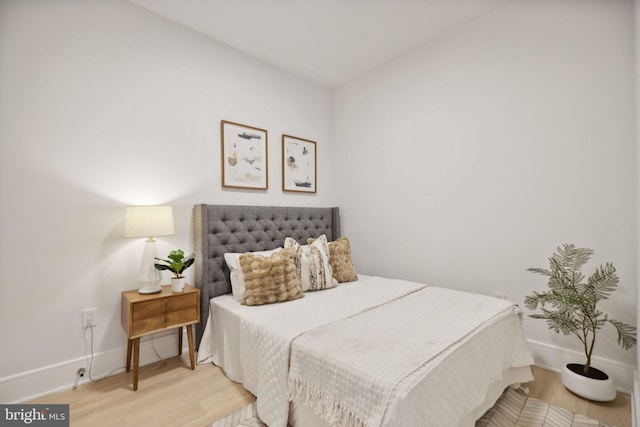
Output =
[{"x1": 129, "y1": 0, "x2": 511, "y2": 88}]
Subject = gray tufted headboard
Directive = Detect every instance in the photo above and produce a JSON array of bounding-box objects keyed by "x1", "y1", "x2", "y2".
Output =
[{"x1": 193, "y1": 204, "x2": 340, "y2": 347}]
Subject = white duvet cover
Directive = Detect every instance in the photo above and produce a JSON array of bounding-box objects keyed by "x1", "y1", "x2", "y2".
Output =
[{"x1": 197, "y1": 276, "x2": 534, "y2": 427}]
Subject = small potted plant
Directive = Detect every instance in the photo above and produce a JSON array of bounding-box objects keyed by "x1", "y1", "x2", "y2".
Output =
[
  {"x1": 154, "y1": 249, "x2": 196, "y2": 292},
  {"x1": 525, "y1": 244, "x2": 636, "y2": 401}
]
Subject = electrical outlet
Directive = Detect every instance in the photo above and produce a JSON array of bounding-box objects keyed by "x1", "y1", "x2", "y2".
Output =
[
  {"x1": 82, "y1": 308, "x2": 98, "y2": 328},
  {"x1": 494, "y1": 291, "x2": 507, "y2": 300}
]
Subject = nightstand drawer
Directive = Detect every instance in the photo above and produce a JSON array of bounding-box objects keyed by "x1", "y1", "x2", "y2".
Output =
[
  {"x1": 167, "y1": 293, "x2": 198, "y2": 312},
  {"x1": 131, "y1": 293, "x2": 198, "y2": 321},
  {"x1": 133, "y1": 300, "x2": 166, "y2": 319},
  {"x1": 166, "y1": 307, "x2": 198, "y2": 327},
  {"x1": 131, "y1": 315, "x2": 166, "y2": 336},
  {"x1": 131, "y1": 309, "x2": 198, "y2": 335}
]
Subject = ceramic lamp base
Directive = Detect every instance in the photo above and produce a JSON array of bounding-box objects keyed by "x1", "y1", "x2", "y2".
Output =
[
  {"x1": 137, "y1": 239, "x2": 162, "y2": 294},
  {"x1": 138, "y1": 286, "x2": 162, "y2": 294}
]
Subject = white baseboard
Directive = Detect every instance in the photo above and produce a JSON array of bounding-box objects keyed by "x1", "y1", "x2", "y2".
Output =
[
  {"x1": 2, "y1": 335, "x2": 635, "y2": 404},
  {"x1": 633, "y1": 370, "x2": 639, "y2": 427},
  {"x1": 0, "y1": 331, "x2": 189, "y2": 404},
  {"x1": 528, "y1": 339, "x2": 634, "y2": 394}
]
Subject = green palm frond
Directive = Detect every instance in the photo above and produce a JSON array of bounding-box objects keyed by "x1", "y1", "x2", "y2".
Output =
[
  {"x1": 532, "y1": 307, "x2": 580, "y2": 337},
  {"x1": 586, "y1": 262, "x2": 618, "y2": 301},
  {"x1": 524, "y1": 291, "x2": 553, "y2": 311},
  {"x1": 609, "y1": 319, "x2": 638, "y2": 350},
  {"x1": 526, "y1": 267, "x2": 551, "y2": 277},
  {"x1": 554, "y1": 244, "x2": 592, "y2": 278}
]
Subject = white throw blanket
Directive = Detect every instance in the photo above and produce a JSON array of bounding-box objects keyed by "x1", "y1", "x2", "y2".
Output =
[
  {"x1": 287, "y1": 286, "x2": 533, "y2": 427},
  {"x1": 239, "y1": 277, "x2": 427, "y2": 427}
]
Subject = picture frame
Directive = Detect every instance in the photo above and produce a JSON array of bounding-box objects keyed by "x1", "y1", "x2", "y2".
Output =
[
  {"x1": 282, "y1": 134, "x2": 316, "y2": 193},
  {"x1": 221, "y1": 120, "x2": 268, "y2": 190}
]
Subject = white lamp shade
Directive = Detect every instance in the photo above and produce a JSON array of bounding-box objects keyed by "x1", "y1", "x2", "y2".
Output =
[
  {"x1": 125, "y1": 206, "x2": 175, "y2": 238},
  {"x1": 125, "y1": 205, "x2": 174, "y2": 294}
]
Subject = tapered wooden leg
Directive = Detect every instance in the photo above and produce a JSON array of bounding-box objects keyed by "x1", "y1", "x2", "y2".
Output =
[
  {"x1": 178, "y1": 326, "x2": 183, "y2": 355},
  {"x1": 126, "y1": 339, "x2": 132, "y2": 372},
  {"x1": 186, "y1": 325, "x2": 195, "y2": 370},
  {"x1": 132, "y1": 338, "x2": 140, "y2": 391}
]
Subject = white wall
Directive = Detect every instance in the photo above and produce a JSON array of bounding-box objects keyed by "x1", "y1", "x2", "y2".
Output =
[
  {"x1": 635, "y1": 0, "x2": 640, "y2": 422},
  {"x1": 0, "y1": 0, "x2": 334, "y2": 402},
  {"x1": 1, "y1": 0, "x2": 637, "y2": 404},
  {"x1": 335, "y1": 0, "x2": 637, "y2": 373}
]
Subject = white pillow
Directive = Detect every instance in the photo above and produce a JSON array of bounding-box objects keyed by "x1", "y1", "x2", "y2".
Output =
[
  {"x1": 284, "y1": 235, "x2": 337, "y2": 291},
  {"x1": 224, "y1": 248, "x2": 282, "y2": 300}
]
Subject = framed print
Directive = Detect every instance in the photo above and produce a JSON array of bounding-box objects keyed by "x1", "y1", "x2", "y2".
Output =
[
  {"x1": 282, "y1": 134, "x2": 316, "y2": 193},
  {"x1": 221, "y1": 120, "x2": 268, "y2": 190}
]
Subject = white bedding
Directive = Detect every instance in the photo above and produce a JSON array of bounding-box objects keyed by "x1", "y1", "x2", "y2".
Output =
[{"x1": 197, "y1": 275, "x2": 534, "y2": 427}]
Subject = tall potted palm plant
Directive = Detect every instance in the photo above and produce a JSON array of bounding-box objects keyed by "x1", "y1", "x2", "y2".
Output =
[{"x1": 525, "y1": 244, "x2": 636, "y2": 401}]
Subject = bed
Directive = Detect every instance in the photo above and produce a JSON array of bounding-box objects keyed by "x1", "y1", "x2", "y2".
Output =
[{"x1": 193, "y1": 204, "x2": 534, "y2": 427}]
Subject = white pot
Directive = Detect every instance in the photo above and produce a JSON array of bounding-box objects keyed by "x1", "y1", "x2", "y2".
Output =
[
  {"x1": 171, "y1": 277, "x2": 186, "y2": 293},
  {"x1": 560, "y1": 363, "x2": 616, "y2": 402}
]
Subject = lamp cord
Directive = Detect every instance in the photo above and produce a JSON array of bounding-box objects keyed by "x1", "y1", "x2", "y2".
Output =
[
  {"x1": 85, "y1": 324, "x2": 126, "y2": 382},
  {"x1": 82, "y1": 323, "x2": 170, "y2": 383}
]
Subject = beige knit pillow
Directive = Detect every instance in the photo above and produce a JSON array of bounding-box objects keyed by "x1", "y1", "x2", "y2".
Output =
[
  {"x1": 239, "y1": 247, "x2": 304, "y2": 306},
  {"x1": 309, "y1": 236, "x2": 358, "y2": 283},
  {"x1": 285, "y1": 234, "x2": 337, "y2": 291}
]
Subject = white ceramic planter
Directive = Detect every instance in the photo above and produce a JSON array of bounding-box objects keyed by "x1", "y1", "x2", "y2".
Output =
[
  {"x1": 560, "y1": 363, "x2": 616, "y2": 402},
  {"x1": 171, "y1": 277, "x2": 186, "y2": 293}
]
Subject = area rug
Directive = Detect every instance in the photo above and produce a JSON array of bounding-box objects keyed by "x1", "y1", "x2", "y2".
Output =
[
  {"x1": 209, "y1": 387, "x2": 616, "y2": 427},
  {"x1": 475, "y1": 387, "x2": 616, "y2": 427},
  {"x1": 209, "y1": 402, "x2": 264, "y2": 427}
]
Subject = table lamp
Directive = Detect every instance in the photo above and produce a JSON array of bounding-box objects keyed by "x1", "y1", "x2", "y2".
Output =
[{"x1": 125, "y1": 205, "x2": 175, "y2": 294}]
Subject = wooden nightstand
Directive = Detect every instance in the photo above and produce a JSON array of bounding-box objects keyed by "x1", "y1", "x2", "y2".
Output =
[{"x1": 121, "y1": 284, "x2": 200, "y2": 390}]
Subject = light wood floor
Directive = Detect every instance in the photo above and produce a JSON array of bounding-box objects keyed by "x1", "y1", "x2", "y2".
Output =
[
  {"x1": 29, "y1": 354, "x2": 254, "y2": 427},
  {"x1": 525, "y1": 366, "x2": 631, "y2": 427},
  {"x1": 28, "y1": 356, "x2": 632, "y2": 427}
]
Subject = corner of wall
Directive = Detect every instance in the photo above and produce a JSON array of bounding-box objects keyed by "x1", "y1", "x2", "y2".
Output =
[
  {"x1": 527, "y1": 339, "x2": 635, "y2": 394},
  {"x1": 634, "y1": 370, "x2": 639, "y2": 427},
  {"x1": 635, "y1": 0, "x2": 640, "y2": 424}
]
